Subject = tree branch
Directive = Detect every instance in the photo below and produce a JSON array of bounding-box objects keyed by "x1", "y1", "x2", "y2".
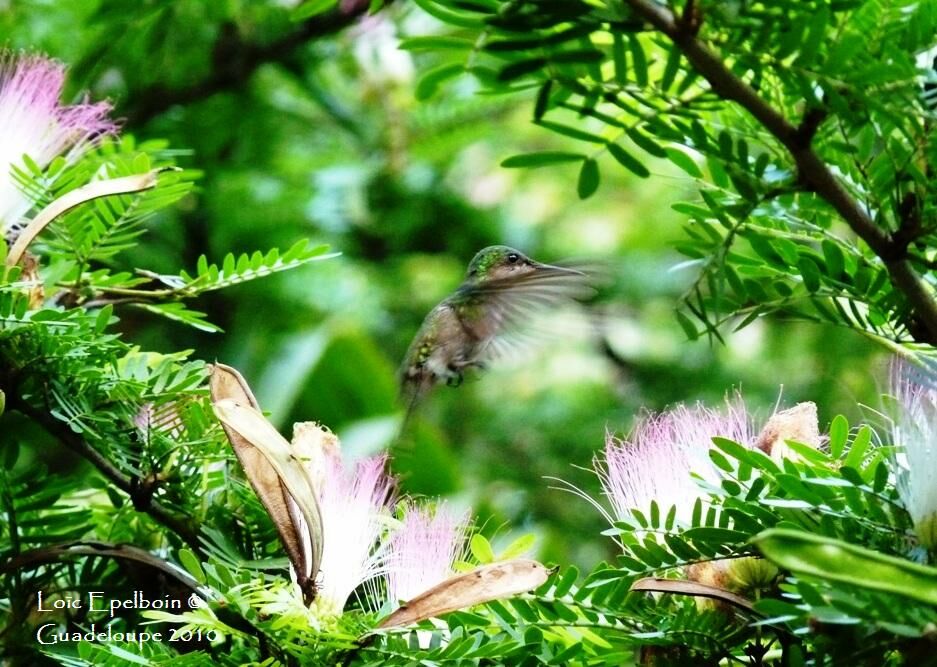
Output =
[
  {"x1": 0, "y1": 541, "x2": 200, "y2": 589},
  {"x1": 8, "y1": 396, "x2": 203, "y2": 555},
  {"x1": 623, "y1": 0, "x2": 937, "y2": 344},
  {"x1": 122, "y1": 1, "x2": 374, "y2": 127},
  {"x1": 0, "y1": 541, "x2": 283, "y2": 660}
]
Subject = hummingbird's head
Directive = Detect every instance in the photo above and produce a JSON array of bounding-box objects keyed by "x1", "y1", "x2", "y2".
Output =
[
  {"x1": 464, "y1": 245, "x2": 537, "y2": 283},
  {"x1": 465, "y1": 245, "x2": 584, "y2": 284}
]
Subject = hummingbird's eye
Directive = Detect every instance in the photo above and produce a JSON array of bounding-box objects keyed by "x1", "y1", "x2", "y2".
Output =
[{"x1": 507, "y1": 253, "x2": 519, "y2": 263}]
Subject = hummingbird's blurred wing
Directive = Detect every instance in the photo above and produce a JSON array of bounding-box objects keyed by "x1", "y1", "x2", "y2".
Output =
[{"x1": 463, "y1": 264, "x2": 596, "y2": 364}]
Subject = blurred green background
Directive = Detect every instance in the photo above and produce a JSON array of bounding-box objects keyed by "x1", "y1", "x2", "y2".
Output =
[{"x1": 4, "y1": 0, "x2": 885, "y2": 568}]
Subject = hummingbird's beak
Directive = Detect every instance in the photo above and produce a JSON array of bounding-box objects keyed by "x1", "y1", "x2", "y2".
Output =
[{"x1": 530, "y1": 261, "x2": 586, "y2": 276}]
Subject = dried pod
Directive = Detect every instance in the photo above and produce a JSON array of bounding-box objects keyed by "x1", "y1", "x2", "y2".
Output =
[
  {"x1": 20, "y1": 252, "x2": 43, "y2": 309},
  {"x1": 210, "y1": 363, "x2": 322, "y2": 602},
  {"x1": 631, "y1": 577, "x2": 754, "y2": 613},
  {"x1": 755, "y1": 401, "x2": 820, "y2": 461},
  {"x1": 6, "y1": 170, "x2": 168, "y2": 267},
  {"x1": 378, "y1": 559, "x2": 552, "y2": 629}
]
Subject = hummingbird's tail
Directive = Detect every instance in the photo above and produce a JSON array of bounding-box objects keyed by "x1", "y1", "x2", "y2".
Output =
[
  {"x1": 394, "y1": 372, "x2": 432, "y2": 449},
  {"x1": 398, "y1": 390, "x2": 420, "y2": 442}
]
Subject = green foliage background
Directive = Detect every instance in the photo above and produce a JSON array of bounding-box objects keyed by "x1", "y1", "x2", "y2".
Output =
[
  {"x1": 11, "y1": 0, "x2": 937, "y2": 664},
  {"x1": 1, "y1": 0, "x2": 884, "y2": 572}
]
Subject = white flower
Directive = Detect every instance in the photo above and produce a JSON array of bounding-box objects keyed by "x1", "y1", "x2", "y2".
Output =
[
  {"x1": 0, "y1": 52, "x2": 114, "y2": 233},
  {"x1": 575, "y1": 399, "x2": 753, "y2": 540},
  {"x1": 352, "y1": 17, "x2": 414, "y2": 85},
  {"x1": 384, "y1": 503, "x2": 469, "y2": 604},
  {"x1": 891, "y1": 365, "x2": 937, "y2": 550},
  {"x1": 314, "y1": 452, "x2": 394, "y2": 617}
]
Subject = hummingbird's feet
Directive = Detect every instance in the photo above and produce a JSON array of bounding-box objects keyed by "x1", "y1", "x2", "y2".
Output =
[{"x1": 446, "y1": 371, "x2": 464, "y2": 387}]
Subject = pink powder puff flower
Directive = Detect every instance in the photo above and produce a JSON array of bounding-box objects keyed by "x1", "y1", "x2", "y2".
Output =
[
  {"x1": 384, "y1": 503, "x2": 469, "y2": 604},
  {"x1": 0, "y1": 52, "x2": 115, "y2": 232},
  {"x1": 567, "y1": 399, "x2": 752, "y2": 540},
  {"x1": 314, "y1": 452, "x2": 395, "y2": 617},
  {"x1": 891, "y1": 364, "x2": 937, "y2": 550}
]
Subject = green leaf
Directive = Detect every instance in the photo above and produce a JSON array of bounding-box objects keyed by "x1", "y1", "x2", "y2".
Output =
[
  {"x1": 94, "y1": 304, "x2": 113, "y2": 334},
  {"x1": 501, "y1": 152, "x2": 585, "y2": 168},
  {"x1": 536, "y1": 120, "x2": 606, "y2": 144},
  {"x1": 626, "y1": 128, "x2": 667, "y2": 157},
  {"x1": 416, "y1": 63, "x2": 464, "y2": 100},
  {"x1": 797, "y1": 5, "x2": 829, "y2": 66},
  {"x1": 411, "y1": 0, "x2": 483, "y2": 28},
  {"x1": 872, "y1": 459, "x2": 889, "y2": 492},
  {"x1": 134, "y1": 302, "x2": 222, "y2": 333},
  {"x1": 628, "y1": 35, "x2": 648, "y2": 86},
  {"x1": 665, "y1": 148, "x2": 703, "y2": 178},
  {"x1": 607, "y1": 143, "x2": 650, "y2": 177},
  {"x1": 828, "y1": 414, "x2": 848, "y2": 458},
  {"x1": 706, "y1": 155, "x2": 729, "y2": 188},
  {"x1": 484, "y1": 24, "x2": 594, "y2": 52},
  {"x1": 843, "y1": 425, "x2": 871, "y2": 469},
  {"x1": 533, "y1": 80, "x2": 553, "y2": 120},
  {"x1": 822, "y1": 239, "x2": 846, "y2": 280},
  {"x1": 664, "y1": 534, "x2": 700, "y2": 560},
  {"x1": 174, "y1": 242, "x2": 336, "y2": 297},
  {"x1": 399, "y1": 36, "x2": 475, "y2": 51},
  {"x1": 712, "y1": 436, "x2": 780, "y2": 473},
  {"x1": 675, "y1": 309, "x2": 699, "y2": 339},
  {"x1": 577, "y1": 158, "x2": 600, "y2": 199},
  {"x1": 612, "y1": 32, "x2": 627, "y2": 84},
  {"x1": 499, "y1": 533, "x2": 536, "y2": 560},
  {"x1": 290, "y1": 0, "x2": 338, "y2": 20},
  {"x1": 660, "y1": 48, "x2": 681, "y2": 91},
  {"x1": 683, "y1": 527, "x2": 749, "y2": 543},
  {"x1": 709, "y1": 449, "x2": 733, "y2": 472},
  {"x1": 104, "y1": 485, "x2": 122, "y2": 508},
  {"x1": 747, "y1": 234, "x2": 785, "y2": 266},
  {"x1": 797, "y1": 256, "x2": 821, "y2": 292},
  {"x1": 470, "y1": 534, "x2": 495, "y2": 564},
  {"x1": 718, "y1": 131, "x2": 733, "y2": 160},
  {"x1": 776, "y1": 16, "x2": 806, "y2": 59},
  {"x1": 178, "y1": 549, "x2": 206, "y2": 583},
  {"x1": 498, "y1": 57, "x2": 548, "y2": 82},
  {"x1": 552, "y1": 565, "x2": 579, "y2": 597},
  {"x1": 549, "y1": 49, "x2": 604, "y2": 65}
]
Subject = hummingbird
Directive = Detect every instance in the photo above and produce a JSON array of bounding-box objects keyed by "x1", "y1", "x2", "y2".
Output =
[{"x1": 399, "y1": 245, "x2": 593, "y2": 415}]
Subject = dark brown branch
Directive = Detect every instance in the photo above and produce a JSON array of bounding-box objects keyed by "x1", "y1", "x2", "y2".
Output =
[
  {"x1": 678, "y1": 0, "x2": 701, "y2": 37},
  {"x1": 622, "y1": 0, "x2": 937, "y2": 344},
  {"x1": 893, "y1": 192, "x2": 924, "y2": 250},
  {"x1": 0, "y1": 541, "x2": 282, "y2": 660},
  {"x1": 122, "y1": 1, "x2": 373, "y2": 127},
  {"x1": 1, "y1": 541, "x2": 200, "y2": 589},
  {"x1": 794, "y1": 107, "x2": 828, "y2": 146},
  {"x1": 8, "y1": 396, "x2": 202, "y2": 554}
]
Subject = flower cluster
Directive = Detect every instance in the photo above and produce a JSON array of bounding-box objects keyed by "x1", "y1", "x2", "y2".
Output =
[
  {"x1": 891, "y1": 365, "x2": 937, "y2": 550},
  {"x1": 595, "y1": 399, "x2": 753, "y2": 527},
  {"x1": 212, "y1": 376, "x2": 476, "y2": 626},
  {"x1": 313, "y1": 452, "x2": 395, "y2": 617},
  {"x1": 385, "y1": 503, "x2": 469, "y2": 604},
  {"x1": 0, "y1": 51, "x2": 114, "y2": 233},
  {"x1": 304, "y1": 443, "x2": 469, "y2": 618}
]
